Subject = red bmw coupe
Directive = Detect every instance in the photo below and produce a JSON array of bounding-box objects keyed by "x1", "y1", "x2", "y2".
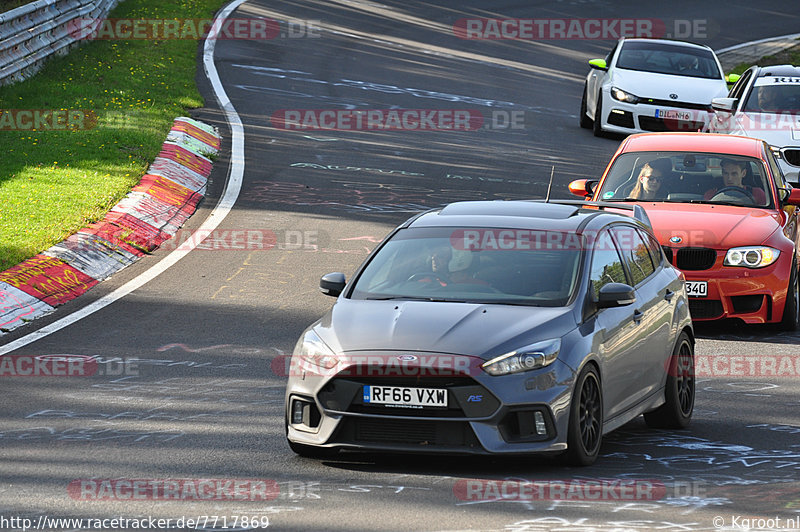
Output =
[{"x1": 570, "y1": 132, "x2": 800, "y2": 329}]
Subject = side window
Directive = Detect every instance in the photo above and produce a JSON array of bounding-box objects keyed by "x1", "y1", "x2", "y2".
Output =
[
  {"x1": 764, "y1": 144, "x2": 788, "y2": 191},
  {"x1": 612, "y1": 225, "x2": 655, "y2": 286},
  {"x1": 605, "y1": 42, "x2": 619, "y2": 66},
  {"x1": 590, "y1": 230, "x2": 628, "y2": 299},
  {"x1": 639, "y1": 229, "x2": 664, "y2": 268},
  {"x1": 729, "y1": 69, "x2": 753, "y2": 101}
]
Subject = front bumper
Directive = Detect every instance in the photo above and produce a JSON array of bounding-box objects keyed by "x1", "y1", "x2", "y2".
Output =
[
  {"x1": 285, "y1": 353, "x2": 577, "y2": 455},
  {"x1": 600, "y1": 92, "x2": 710, "y2": 135},
  {"x1": 670, "y1": 253, "x2": 792, "y2": 324}
]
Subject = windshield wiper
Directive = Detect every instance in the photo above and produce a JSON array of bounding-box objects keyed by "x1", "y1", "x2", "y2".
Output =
[
  {"x1": 365, "y1": 296, "x2": 467, "y2": 303},
  {"x1": 601, "y1": 197, "x2": 640, "y2": 202}
]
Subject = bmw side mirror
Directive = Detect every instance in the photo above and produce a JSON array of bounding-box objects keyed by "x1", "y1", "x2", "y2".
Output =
[
  {"x1": 568, "y1": 179, "x2": 598, "y2": 199},
  {"x1": 711, "y1": 97, "x2": 737, "y2": 114},
  {"x1": 596, "y1": 283, "x2": 636, "y2": 308},
  {"x1": 784, "y1": 188, "x2": 800, "y2": 207},
  {"x1": 320, "y1": 272, "x2": 346, "y2": 297},
  {"x1": 588, "y1": 59, "x2": 608, "y2": 71}
]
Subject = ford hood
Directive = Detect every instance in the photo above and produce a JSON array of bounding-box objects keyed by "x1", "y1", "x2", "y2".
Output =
[{"x1": 312, "y1": 299, "x2": 576, "y2": 360}]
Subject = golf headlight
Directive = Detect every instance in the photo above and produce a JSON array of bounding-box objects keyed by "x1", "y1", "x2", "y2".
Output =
[
  {"x1": 724, "y1": 246, "x2": 780, "y2": 268},
  {"x1": 294, "y1": 330, "x2": 338, "y2": 370},
  {"x1": 482, "y1": 339, "x2": 560, "y2": 376},
  {"x1": 610, "y1": 87, "x2": 639, "y2": 104}
]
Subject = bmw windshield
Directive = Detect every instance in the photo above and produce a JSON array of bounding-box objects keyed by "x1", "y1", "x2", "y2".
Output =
[
  {"x1": 349, "y1": 227, "x2": 583, "y2": 307},
  {"x1": 596, "y1": 151, "x2": 774, "y2": 208}
]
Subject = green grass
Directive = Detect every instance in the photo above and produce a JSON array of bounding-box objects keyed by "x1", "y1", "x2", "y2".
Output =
[
  {"x1": 0, "y1": 1, "x2": 36, "y2": 12},
  {"x1": 729, "y1": 40, "x2": 800, "y2": 75},
  {"x1": 0, "y1": 0, "x2": 225, "y2": 271}
]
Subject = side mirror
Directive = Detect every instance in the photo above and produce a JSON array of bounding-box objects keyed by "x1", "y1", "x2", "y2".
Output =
[
  {"x1": 589, "y1": 59, "x2": 608, "y2": 71},
  {"x1": 568, "y1": 179, "x2": 598, "y2": 198},
  {"x1": 596, "y1": 283, "x2": 636, "y2": 308},
  {"x1": 320, "y1": 272, "x2": 346, "y2": 297},
  {"x1": 711, "y1": 97, "x2": 737, "y2": 113},
  {"x1": 725, "y1": 73, "x2": 741, "y2": 85},
  {"x1": 784, "y1": 188, "x2": 800, "y2": 207}
]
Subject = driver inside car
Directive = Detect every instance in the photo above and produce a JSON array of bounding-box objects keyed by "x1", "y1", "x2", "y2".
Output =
[
  {"x1": 703, "y1": 158, "x2": 766, "y2": 204},
  {"x1": 413, "y1": 246, "x2": 487, "y2": 286}
]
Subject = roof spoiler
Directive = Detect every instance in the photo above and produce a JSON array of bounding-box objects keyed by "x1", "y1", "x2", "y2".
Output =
[{"x1": 532, "y1": 199, "x2": 653, "y2": 228}]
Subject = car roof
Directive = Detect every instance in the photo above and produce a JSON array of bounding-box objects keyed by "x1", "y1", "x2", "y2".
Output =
[
  {"x1": 408, "y1": 200, "x2": 645, "y2": 233},
  {"x1": 755, "y1": 64, "x2": 800, "y2": 77},
  {"x1": 619, "y1": 38, "x2": 713, "y2": 51},
  {"x1": 619, "y1": 132, "x2": 764, "y2": 158}
]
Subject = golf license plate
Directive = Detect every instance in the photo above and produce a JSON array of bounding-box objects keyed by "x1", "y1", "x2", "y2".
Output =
[
  {"x1": 363, "y1": 385, "x2": 447, "y2": 407},
  {"x1": 656, "y1": 109, "x2": 692, "y2": 121},
  {"x1": 686, "y1": 281, "x2": 708, "y2": 297}
]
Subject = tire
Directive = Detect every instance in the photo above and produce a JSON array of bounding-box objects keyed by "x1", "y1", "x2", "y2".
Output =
[
  {"x1": 565, "y1": 364, "x2": 603, "y2": 466},
  {"x1": 779, "y1": 259, "x2": 799, "y2": 331},
  {"x1": 592, "y1": 94, "x2": 605, "y2": 137},
  {"x1": 580, "y1": 84, "x2": 593, "y2": 129},
  {"x1": 644, "y1": 332, "x2": 694, "y2": 429}
]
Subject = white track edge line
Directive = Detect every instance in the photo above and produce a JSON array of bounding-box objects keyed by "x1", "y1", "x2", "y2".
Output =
[
  {"x1": 716, "y1": 33, "x2": 800, "y2": 54},
  {"x1": 0, "y1": 0, "x2": 249, "y2": 356}
]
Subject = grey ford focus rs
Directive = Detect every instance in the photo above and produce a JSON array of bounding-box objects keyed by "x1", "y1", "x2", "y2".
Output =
[{"x1": 285, "y1": 200, "x2": 695, "y2": 465}]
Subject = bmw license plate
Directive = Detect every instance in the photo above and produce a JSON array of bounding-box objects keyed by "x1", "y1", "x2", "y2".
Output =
[
  {"x1": 363, "y1": 385, "x2": 447, "y2": 407},
  {"x1": 656, "y1": 109, "x2": 691, "y2": 121},
  {"x1": 686, "y1": 281, "x2": 708, "y2": 297}
]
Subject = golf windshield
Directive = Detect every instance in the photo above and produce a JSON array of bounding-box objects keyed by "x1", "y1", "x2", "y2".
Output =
[{"x1": 616, "y1": 41, "x2": 721, "y2": 79}]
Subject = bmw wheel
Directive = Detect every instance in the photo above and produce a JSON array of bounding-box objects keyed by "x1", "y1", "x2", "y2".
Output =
[
  {"x1": 779, "y1": 259, "x2": 799, "y2": 331},
  {"x1": 580, "y1": 84, "x2": 592, "y2": 129},
  {"x1": 644, "y1": 332, "x2": 694, "y2": 429},
  {"x1": 565, "y1": 364, "x2": 603, "y2": 466}
]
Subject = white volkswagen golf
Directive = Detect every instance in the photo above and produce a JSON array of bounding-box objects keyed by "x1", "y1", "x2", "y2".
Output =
[{"x1": 580, "y1": 38, "x2": 729, "y2": 137}]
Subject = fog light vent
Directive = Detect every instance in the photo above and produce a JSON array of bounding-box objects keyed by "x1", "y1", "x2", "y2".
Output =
[
  {"x1": 290, "y1": 397, "x2": 321, "y2": 428},
  {"x1": 534, "y1": 411, "x2": 547, "y2": 435}
]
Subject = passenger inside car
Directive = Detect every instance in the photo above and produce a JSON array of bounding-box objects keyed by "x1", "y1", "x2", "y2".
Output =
[{"x1": 628, "y1": 157, "x2": 673, "y2": 200}]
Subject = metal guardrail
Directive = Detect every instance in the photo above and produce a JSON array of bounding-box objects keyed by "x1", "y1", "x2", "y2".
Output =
[{"x1": 0, "y1": 0, "x2": 119, "y2": 86}]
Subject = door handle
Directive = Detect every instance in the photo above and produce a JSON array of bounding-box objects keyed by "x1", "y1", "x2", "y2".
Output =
[
  {"x1": 633, "y1": 310, "x2": 643, "y2": 324},
  {"x1": 664, "y1": 289, "x2": 674, "y2": 302}
]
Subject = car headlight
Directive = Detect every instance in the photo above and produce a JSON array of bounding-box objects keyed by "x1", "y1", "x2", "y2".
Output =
[
  {"x1": 294, "y1": 330, "x2": 339, "y2": 371},
  {"x1": 723, "y1": 246, "x2": 780, "y2": 268},
  {"x1": 610, "y1": 87, "x2": 639, "y2": 104},
  {"x1": 482, "y1": 339, "x2": 561, "y2": 376}
]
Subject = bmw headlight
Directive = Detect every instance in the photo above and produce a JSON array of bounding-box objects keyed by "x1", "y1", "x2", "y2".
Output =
[
  {"x1": 294, "y1": 330, "x2": 339, "y2": 371},
  {"x1": 610, "y1": 87, "x2": 639, "y2": 104},
  {"x1": 723, "y1": 246, "x2": 780, "y2": 268},
  {"x1": 482, "y1": 339, "x2": 561, "y2": 376}
]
